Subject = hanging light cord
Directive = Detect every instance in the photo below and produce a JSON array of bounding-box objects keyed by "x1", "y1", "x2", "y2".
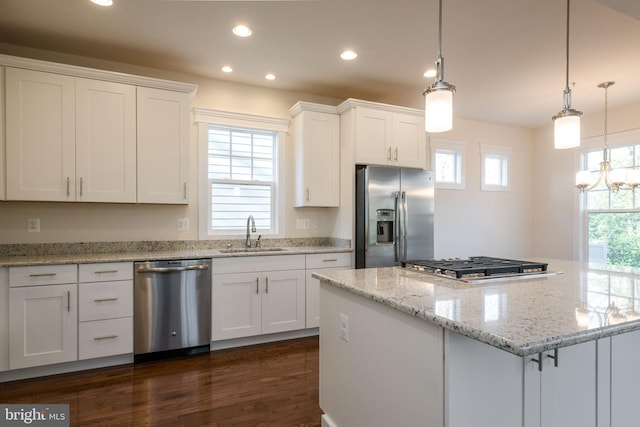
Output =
[{"x1": 562, "y1": 0, "x2": 573, "y2": 110}]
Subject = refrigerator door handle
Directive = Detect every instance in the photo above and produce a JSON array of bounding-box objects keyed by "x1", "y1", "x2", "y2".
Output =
[
  {"x1": 400, "y1": 191, "x2": 408, "y2": 263},
  {"x1": 394, "y1": 191, "x2": 401, "y2": 262}
]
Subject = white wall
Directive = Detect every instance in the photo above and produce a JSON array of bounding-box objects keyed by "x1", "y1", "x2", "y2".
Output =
[
  {"x1": 532, "y1": 102, "x2": 640, "y2": 260},
  {"x1": 430, "y1": 118, "x2": 535, "y2": 259}
]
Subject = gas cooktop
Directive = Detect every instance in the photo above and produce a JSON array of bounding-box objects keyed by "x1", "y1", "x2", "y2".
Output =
[{"x1": 404, "y1": 256, "x2": 550, "y2": 282}]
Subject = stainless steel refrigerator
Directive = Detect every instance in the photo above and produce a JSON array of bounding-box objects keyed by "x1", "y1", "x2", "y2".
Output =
[{"x1": 355, "y1": 165, "x2": 434, "y2": 268}]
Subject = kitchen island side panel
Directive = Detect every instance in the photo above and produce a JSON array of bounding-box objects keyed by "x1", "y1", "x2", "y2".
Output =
[{"x1": 319, "y1": 283, "x2": 443, "y2": 427}]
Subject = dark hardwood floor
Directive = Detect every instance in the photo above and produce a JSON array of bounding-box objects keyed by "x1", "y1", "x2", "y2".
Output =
[{"x1": 0, "y1": 337, "x2": 322, "y2": 427}]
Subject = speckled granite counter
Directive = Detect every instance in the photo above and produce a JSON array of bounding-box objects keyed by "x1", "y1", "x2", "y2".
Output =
[
  {"x1": 313, "y1": 258, "x2": 640, "y2": 356},
  {"x1": 0, "y1": 239, "x2": 351, "y2": 267}
]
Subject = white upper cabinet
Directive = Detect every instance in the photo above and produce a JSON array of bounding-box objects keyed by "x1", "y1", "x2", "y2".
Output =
[
  {"x1": 137, "y1": 87, "x2": 190, "y2": 204},
  {"x1": 6, "y1": 68, "x2": 76, "y2": 201},
  {"x1": 1, "y1": 54, "x2": 196, "y2": 204},
  {"x1": 0, "y1": 67, "x2": 5, "y2": 201},
  {"x1": 289, "y1": 102, "x2": 340, "y2": 207},
  {"x1": 6, "y1": 70, "x2": 136, "y2": 202},
  {"x1": 76, "y1": 78, "x2": 137, "y2": 202},
  {"x1": 339, "y1": 99, "x2": 427, "y2": 169}
]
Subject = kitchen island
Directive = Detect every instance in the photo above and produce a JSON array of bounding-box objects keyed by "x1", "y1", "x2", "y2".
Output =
[{"x1": 314, "y1": 259, "x2": 640, "y2": 427}]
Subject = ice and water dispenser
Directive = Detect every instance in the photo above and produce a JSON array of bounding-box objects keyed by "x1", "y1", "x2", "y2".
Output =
[{"x1": 376, "y1": 209, "x2": 395, "y2": 244}]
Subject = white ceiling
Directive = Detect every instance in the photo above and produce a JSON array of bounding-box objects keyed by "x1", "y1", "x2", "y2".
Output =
[{"x1": 1, "y1": 0, "x2": 640, "y2": 128}]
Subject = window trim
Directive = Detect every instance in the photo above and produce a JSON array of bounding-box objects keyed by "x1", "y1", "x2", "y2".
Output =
[
  {"x1": 480, "y1": 144, "x2": 511, "y2": 192},
  {"x1": 430, "y1": 139, "x2": 466, "y2": 190},
  {"x1": 195, "y1": 108, "x2": 289, "y2": 240}
]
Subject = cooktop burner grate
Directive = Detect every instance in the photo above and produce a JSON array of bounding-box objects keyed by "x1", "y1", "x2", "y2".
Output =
[{"x1": 405, "y1": 256, "x2": 548, "y2": 279}]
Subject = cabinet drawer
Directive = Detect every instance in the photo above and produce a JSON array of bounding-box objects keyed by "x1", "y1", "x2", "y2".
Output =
[
  {"x1": 78, "y1": 317, "x2": 133, "y2": 360},
  {"x1": 79, "y1": 262, "x2": 133, "y2": 283},
  {"x1": 79, "y1": 281, "x2": 133, "y2": 321},
  {"x1": 9, "y1": 264, "x2": 77, "y2": 287},
  {"x1": 306, "y1": 252, "x2": 352, "y2": 269}
]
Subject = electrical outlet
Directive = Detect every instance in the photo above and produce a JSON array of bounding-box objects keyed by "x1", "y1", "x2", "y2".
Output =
[
  {"x1": 302, "y1": 219, "x2": 310, "y2": 229},
  {"x1": 296, "y1": 219, "x2": 310, "y2": 229},
  {"x1": 339, "y1": 313, "x2": 350, "y2": 342},
  {"x1": 27, "y1": 218, "x2": 40, "y2": 233},
  {"x1": 177, "y1": 218, "x2": 190, "y2": 231}
]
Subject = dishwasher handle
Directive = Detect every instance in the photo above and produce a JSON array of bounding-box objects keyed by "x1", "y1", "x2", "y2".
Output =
[{"x1": 137, "y1": 264, "x2": 209, "y2": 274}]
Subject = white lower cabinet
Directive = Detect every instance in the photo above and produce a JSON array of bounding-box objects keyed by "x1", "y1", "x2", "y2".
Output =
[
  {"x1": 305, "y1": 252, "x2": 351, "y2": 328},
  {"x1": 212, "y1": 255, "x2": 306, "y2": 341},
  {"x1": 78, "y1": 263, "x2": 133, "y2": 360},
  {"x1": 9, "y1": 265, "x2": 79, "y2": 370},
  {"x1": 610, "y1": 329, "x2": 640, "y2": 427},
  {"x1": 446, "y1": 332, "x2": 597, "y2": 427}
]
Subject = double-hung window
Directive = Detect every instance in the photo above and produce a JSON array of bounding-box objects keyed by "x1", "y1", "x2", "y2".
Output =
[
  {"x1": 195, "y1": 108, "x2": 288, "y2": 239},
  {"x1": 208, "y1": 125, "x2": 276, "y2": 234},
  {"x1": 579, "y1": 130, "x2": 640, "y2": 267}
]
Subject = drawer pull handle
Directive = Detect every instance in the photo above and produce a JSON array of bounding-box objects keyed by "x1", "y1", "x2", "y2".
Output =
[
  {"x1": 94, "y1": 298, "x2": 118, "y2": 303},
  {"x1": 266, "y1": 277, "x2": 269, "y2": 294},
  {"x1": 322, "y1": 259, "x2": 339, "y2": 262},
  {"x1": 94, "y1": 335, "x2": 118, "y2": 341},
  {"x1": 256, "y1": 277, "x2": 259, "y2": 294},
  {"x1": 29, "y1": 273, "x2": 57, "y2": 278},
  {"x1": 67, "y1": 291, "x2": 71, "y2": 312},
  {"x1": 94, "y1": 270, "x2": 119, "y2": 274}
]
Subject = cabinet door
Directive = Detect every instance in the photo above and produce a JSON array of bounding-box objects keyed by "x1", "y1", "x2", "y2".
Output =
[
  {"x1": 9, "y1": 284, "x2": 78, "y2": 369},
  {"x1": 212, "y1": 272, "x2": 262, "y2": 340},
  {"x1": 0, "y1": 67, "x2": 5, "y2": 201},
  {"x1": 610, "y1": 329, "x2": 640, "y2": 426},
  {"x1": 6, "y1": 68, "x2": 76, "y2": 201},
  {"x1": 305, "y1": 253, "x2": 352, "y2": 328},
  {"x1": 536, "y1": 341, "x2": 597, "y2": 427},
  {"x1": 137, "y1": 87, "x2": 190, "y2": 204},
  {"x1": 76, "y1": 78, "x2": 136, "y2": 202},
  {"x1": 294, "y1": 110, "x2": 340, "y2": 207},
  {"x1": 393, "y1": 113, "x2": 426, "y2": 169},
  {"x1": 261, "y1": 270, "x2": 306, "y2": 334},
  {"x1": 354, "y1": 107, "x2": 393, "y2": 166}
]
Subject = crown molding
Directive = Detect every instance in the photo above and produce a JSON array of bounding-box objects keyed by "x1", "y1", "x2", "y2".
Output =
[
  {"x1": 337, "y1": 98, "x2": 423, "y2": 116},
  {"x1": 0, "y1": 54, "x2": 197, "y2": 96},
  {"x1": 193, "y1": 108, "x2": 289, "y2": 133}
]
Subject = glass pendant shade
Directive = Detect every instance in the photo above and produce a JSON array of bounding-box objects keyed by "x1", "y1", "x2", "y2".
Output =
[
  {"x1": 553, "y1": 114, "x2": 581, "y2": 149},
  {"x1": 425, "y1": 89, "x2": 453, "y2": 133}
]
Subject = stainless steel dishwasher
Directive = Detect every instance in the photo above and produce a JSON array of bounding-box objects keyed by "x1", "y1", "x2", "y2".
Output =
[{"x1": 134, "y1": 259, "x2": 211, "y2": 361}]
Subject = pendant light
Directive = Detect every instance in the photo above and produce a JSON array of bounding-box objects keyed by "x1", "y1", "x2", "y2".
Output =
[
  {"x1": 575, "y1": 81, "x2": 640, "y2": 192},
  {"x1": 553, "y1": 0, "x2": 582, "y2": 149},
  {"x1": 424, "y1": 0, "x2": 456, "y2": 133}
]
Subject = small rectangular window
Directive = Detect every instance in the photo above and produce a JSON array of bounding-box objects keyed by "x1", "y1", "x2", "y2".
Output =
[
  {"x1": 430, "y1": 139, "x2": 466, "y2": 190},
  {"x1": 481, "y1": 144, "x2": 511, "y2": 191}
]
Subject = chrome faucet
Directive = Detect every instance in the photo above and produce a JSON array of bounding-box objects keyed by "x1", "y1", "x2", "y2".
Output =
[{"x1": 245, "y1": 215, "x2": 256, "y2": 248}]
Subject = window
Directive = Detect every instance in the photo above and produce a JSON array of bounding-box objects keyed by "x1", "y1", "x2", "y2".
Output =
[
  {"x1": 208, "y1": 125, "x2": 276, "y2": 233},
  {"x1": 579, "y1": 131, "x2": 640, "y2": 267},
  {"x1": 195, "y1": 108, "x2": 289, "y2": 239},
  {"x1": 430, "y1": 139, "x2": 465, "y2": 189},
  {"x1": 480, "y1": 144, "x2": 511, "y2": 191}
]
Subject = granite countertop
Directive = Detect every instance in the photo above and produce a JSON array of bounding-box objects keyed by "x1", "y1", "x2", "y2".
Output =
[
  {"x1": 313, "y1": 258, "x2": 640, "y2": 357},
  {"x1": 0, "y1": 246, "x2": 352, "y2": 267}
]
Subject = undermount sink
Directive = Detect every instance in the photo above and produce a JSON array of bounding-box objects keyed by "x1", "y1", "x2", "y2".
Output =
[{"x1": 218, "y1": 247, "x2": 289, "y2": 254}]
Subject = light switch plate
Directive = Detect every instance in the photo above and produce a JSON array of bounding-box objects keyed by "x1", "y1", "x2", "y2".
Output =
[{"x1": 177, "y1": 218, "x2": 190, "y2": 231}]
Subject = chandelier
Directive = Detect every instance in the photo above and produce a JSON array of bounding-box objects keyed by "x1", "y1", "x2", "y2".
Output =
[{"x1": 575, "y1": 81, "x2": 640, "y2": 192}]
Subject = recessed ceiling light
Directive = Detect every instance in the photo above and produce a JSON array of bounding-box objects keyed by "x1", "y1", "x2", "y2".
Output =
[
  {"x1": 340, "y1": 50, "x2": 358, "y2": 61},
  {"x1": 232, "y1": 25, "x2": 252, "y2": 38},
  {"x1": 90, "y1": 0, "x2": 113, "y2": 6},
  {"x1": 265, "y1": 73, "x2": 276, "y2": 81},
  {"x1": 221, "y1": 66, "x2": 233, "y2": 73},
  {"x1": 423, "y1": 69, "x2": 437, "y2": 78}
]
